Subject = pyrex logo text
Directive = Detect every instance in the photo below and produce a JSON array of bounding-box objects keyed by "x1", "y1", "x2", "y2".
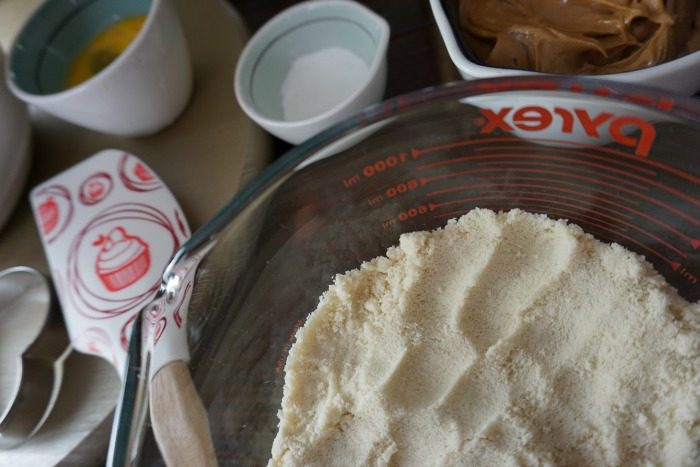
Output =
[{"x1": 478, "y1": 106, "x2": 656, "y2": 158}]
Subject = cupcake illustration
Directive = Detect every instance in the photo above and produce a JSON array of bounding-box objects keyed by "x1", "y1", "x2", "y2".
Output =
[{"x1": 93, "y1": 227, "x2": 151, "y2": 292}]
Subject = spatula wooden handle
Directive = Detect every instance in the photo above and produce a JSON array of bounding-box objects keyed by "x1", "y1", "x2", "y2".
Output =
[{"x1": 150, "y1": 361, "x2": 217, "y2": 466}]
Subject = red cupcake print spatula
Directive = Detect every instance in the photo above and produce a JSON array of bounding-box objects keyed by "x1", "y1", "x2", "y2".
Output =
[
  {"x1": 29, "y1": 149, "x2": 216, "y2": 465},
  {"x1": 30, "y1": 149, "x2": 190, "y2": 376}
]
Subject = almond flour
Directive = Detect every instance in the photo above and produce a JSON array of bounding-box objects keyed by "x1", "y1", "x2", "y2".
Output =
[{"x1": 269, "y1": 209, "x2": 700, "y2": 466}]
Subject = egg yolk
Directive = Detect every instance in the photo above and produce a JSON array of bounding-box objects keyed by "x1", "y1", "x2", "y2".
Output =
[{"x1": 65, "y1": 15, "x2": 146, "y2": 89}]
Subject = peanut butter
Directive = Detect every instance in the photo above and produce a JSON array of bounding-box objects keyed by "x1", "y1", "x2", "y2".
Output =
[{"x1": 458, "y1": 0, "x2": 699, "y2": 74}]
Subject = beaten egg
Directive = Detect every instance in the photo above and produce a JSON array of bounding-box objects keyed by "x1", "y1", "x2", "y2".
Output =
[{"x1": 65, "y1": 15, "x2": 146, "y2": 89}]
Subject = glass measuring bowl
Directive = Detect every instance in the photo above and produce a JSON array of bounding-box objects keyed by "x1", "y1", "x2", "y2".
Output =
[{"x1": 120, "y1": 76, "x2": 700, "y2": 465}]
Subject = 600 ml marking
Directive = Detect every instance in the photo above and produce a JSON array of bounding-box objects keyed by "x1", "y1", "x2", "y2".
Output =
[
  {"x1": 366, "y1": 179, "x2": 421, "y2": 207},
  {"x1": 386, "y1": 179, "x2": 419, "y2": 198}
]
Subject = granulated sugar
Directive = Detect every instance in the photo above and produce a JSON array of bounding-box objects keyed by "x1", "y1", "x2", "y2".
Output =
[
  {"x1": 269, "y1": 209, "x2": 700, "y2": 466},
  {"x1": 280, "y1": 47, "x2": 369, "y2": 121}
]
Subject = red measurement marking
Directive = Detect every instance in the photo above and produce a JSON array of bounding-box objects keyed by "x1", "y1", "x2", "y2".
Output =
[
  {"x1": 413, "y1": 137, "x2": 526, "y2": 159},
  {"x1": 433, "y1": 200, "x2": 680, "y2": 268},
  {"x1": 429, "y1": 194, "x2": 629, "y2": 220},
  {"x1": 598, "y1": 230, "x2": 678, "y2": 270},
  {"x1": 361, "y1": 152, "x2": 409, "y2": 178},
  {"x1": 657, "y1": 98, "x2": 674, "y2": 111},
  {"x1": 422, "y1": 166, "x2": 700, "y2": 238},
  {"x1": 423, "y1": 165, "x2": 648, "y2": 193},
  {"x1": 422, "y1": 152, "x2": 656, "y2": 178},
  {"x1": 679, "y1": 266, "x2": 698, "y2": 284},
  {"x1": 343, "y1": 174, "x2": 361, "y2": 188},
  {"x1": 432, "y1": 177, "x2": 629, "y2": 217},
  {"x1": 426, "y1": 173, "x2": 700, "y2": 229},
  {"x1": 599, "y1": 228, "x2": 680, "y2": 269},
  {"x1": 475, "y1": 203, "x2": 629, "y2": 238},
  {"x1": 399, "y1": 205, "x2": 430, "y2": 221},
  {"x1": 386, "y1": 179, "x2": 420, "y2": 198},
  {"x1": 474, "y1": 145, "x2": 659, "y2": 176},
  {"x1": 435, "y1": 189, "x2": 641, "y2": 217},
  {"x1": 431, "y1": 191, "x2": 694, "y2": 247},
  {"x1": 382, "y1": 219, "x2": 397, "y2": 230},
  {"x1": 367, "y1": 194, "x2": 384, "y2": 207},
  {"x1": 624, "y1": 94, "x2": 654, "y2": 107},
  {"x1": 415, "y1": 136, "x2": 700, "y2": 185},
  {"x1": 418, "y1": 146, "x2": 657, "y2": 177},
  {"x1": 477, "y1": 159, "x2": 698, "y2": 208},
  {"x1": 428, "y1": 181, "x2": 638, "y2": 206},
  {"x1": 419, "y1": 157, "x2": 654, "y2": 192},
  {"x1": 481, "y1": 203, "x2": 625, "y2": 231},
  {"x1": 473, "y1": 201, "x2": 686, "y2": 258}
]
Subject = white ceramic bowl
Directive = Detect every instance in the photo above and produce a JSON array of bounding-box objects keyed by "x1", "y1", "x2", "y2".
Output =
[
  {"x1": 6, "y1": 0, "x2": 192, "y2": 137},
  {"x1": 234, "y1": 0, "x2": 390, "y2": 145},
  {"x1": 0, "y1": 49, "x2": 31, "y2": 232},
  {"x1": 430, "y1": 0, "x2": 700, "y2": 96}
]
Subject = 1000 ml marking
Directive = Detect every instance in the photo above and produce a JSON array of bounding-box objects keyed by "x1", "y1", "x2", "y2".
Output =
[{"x1": 343, "y1": 152, "x2": 415, "y2": 188}]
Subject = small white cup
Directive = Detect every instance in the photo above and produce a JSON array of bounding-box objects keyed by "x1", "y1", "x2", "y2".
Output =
[
  {"x1": 235, "y1": 0, "x2": 390, "y2": 145},
  {"x1": 6, "y1": 0, "x2": 192, "y2": 137}
]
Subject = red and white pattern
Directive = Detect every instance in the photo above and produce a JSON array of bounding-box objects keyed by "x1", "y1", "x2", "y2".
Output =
[
  {"x1": 79, "y1": 172, "x2": 113, "y2": 206},
  {"x1": 33, "y1": 185, "x2": 73, "y2": 243},
  {"x1": 30, "y1": 150, "x2": 190, "y2": 378},
  {"x1": 119, "y1": 153, "x2": 163, "y2": 192}
]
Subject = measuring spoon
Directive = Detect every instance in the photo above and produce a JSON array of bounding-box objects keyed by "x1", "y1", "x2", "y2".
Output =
[{"x1": 0, "y1": 266, "x2": 70, "y2": 449}]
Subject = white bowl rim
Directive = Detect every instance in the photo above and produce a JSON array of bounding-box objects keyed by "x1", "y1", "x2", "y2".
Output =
[
  {"x1": 5, "y1": 0, "x2": 162, "y2": 103},
  {"x1": 429, "y1": 0, "x2": 700, "y2": 82},
  {"x1": 234, "y1": 0, "x2": 390, "y2": 130}
]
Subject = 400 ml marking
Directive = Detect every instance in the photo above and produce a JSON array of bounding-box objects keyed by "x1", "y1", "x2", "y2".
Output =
[
  {"x1": 399, "y1": 204, "x2": 430, "y2": 221},
  {"x1": 342, "y1": 152, "x2": 415, "y2": 188},
  {"x1": 679, "y1": 266, "x2": 698, "y2": 285}
]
